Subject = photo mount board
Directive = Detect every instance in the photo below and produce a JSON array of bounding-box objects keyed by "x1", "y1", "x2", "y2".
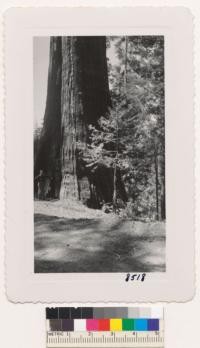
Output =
[{"x1": 5, "y1": 7, "x2": 194, "y2": 302}]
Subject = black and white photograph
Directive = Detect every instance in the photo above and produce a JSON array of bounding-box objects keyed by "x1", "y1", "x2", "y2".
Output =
[{"x1": 34, "y1": 35, "x2": 165, "y2": 273}]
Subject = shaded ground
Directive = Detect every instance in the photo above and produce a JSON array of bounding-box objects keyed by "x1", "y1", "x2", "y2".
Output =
[{"x1": 34, "y1": 200, "x2": 165, "y2": 273}]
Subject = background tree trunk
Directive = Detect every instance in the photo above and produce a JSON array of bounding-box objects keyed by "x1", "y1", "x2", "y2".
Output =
[
  {"x1": 160, "y1": 155, "x2": 166, "y2": 220},
  {"x1": 154, "y1": 149, "x2": 159, "y2": 221},
  {"x1": 124, "y1": 36, "x2": 128, "y2": 93},
  {"x1": 35, "y1": 37, "x2": 62, "y2": 198}
]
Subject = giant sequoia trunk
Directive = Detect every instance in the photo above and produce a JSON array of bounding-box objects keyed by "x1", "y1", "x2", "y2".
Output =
[
  {"x1": 35, "y1": 37, "x2": 62, "y2": 198},
  {"x1": 60, "y1": 36, "x2": 111, "y2": 204},
  {"x1": 35, "y1": 36, "x2": 127, "y2": 207}
]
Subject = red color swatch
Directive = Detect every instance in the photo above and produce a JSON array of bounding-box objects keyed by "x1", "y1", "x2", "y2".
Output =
[{"x1": 98, "y1": 319, "x2": 110, "y2": 331}]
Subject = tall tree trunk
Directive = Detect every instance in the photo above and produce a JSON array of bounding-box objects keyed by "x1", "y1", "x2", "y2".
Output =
[
  {"x1": 154, "y1": 149, "x2": 159, "y2": 221},
  {"x1": 35, "y1": 37, "x2": 62, "y2": 198},
  {"x1": 60, "y1": 36, "x2": 111, "y2": 203},
  {"x1": 35, "y1": 36, "x2": 127, "y2": 208},
  {"x1": 124, "y1": 36, "x2": 128, "y2": 93},
  {"x1": 160, "y1": 155, "x2": 166, "y2": 220}
]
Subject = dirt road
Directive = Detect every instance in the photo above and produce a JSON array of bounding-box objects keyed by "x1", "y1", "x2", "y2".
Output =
[{"x1": 34, "y1": 200, "x2": 165, "y2": 273}]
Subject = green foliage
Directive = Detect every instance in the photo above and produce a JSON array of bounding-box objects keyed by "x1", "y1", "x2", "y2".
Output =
[{"x1": 87, "y1": 36, "x2": 165, "y2": 220}]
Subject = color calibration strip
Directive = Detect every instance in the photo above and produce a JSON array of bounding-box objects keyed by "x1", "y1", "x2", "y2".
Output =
[
  {"x1": 47, "y1": 318, "x2": 160, "y2": 332},
  {"x1": 46, "y1": 307, "x2": 163, "y2": 332},
  {"x1": 46, "y1": 307, "x2": 164, "y2": 347}
]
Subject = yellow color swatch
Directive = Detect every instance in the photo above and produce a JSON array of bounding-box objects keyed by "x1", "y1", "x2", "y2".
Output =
[{"x1": 110, "y1": 319, "x2": 122, "y2": 331}]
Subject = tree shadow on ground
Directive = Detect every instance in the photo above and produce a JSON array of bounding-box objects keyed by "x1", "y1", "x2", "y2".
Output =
[{"x1": 34, "y1": 213, "x2": 165, "y2": 273}]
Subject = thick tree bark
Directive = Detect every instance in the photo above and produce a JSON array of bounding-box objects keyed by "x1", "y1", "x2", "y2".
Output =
[
  {"x1": 60, "y1": 36, "x2": 111, "y2": 203},
  {"x1": 35, "y1": 37, "x2": 62, "y2": 198},
  {"x1": 35, "y1": 36, "x2": 127, "y2": 208}
]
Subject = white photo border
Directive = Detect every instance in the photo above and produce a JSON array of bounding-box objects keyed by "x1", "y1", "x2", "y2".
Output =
[{"x1": 5, "y1": 7, "x2": 194, "y2": 302}]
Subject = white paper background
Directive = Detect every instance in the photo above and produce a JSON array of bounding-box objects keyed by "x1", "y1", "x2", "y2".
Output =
[
  {"x1": 5, "y1": 6, "x2": 194, "y2": 303},
  {"x1": 0, "y1": 0, "x2": 200, "y2": 347}
]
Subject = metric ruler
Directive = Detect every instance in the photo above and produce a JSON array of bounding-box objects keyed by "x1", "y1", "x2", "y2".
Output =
[{"x1": 47, "y1": 330, "x2": 164, "y2": 347}]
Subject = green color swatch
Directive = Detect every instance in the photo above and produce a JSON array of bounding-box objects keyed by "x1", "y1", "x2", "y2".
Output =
[{"x1": 122, "y1": 319, "x2": 134, "y2": 331}]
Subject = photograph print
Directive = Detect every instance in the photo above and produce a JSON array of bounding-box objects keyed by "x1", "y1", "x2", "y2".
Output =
[{"x1": 34, "y1": 36, "x2": 165, "y2": 273}]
